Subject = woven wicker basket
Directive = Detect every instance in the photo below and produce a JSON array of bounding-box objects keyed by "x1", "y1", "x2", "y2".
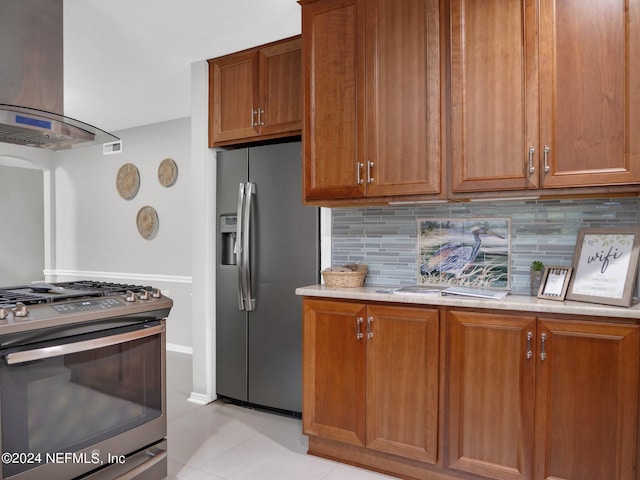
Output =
[{"x1": 322, "y1": 264, "x2": 367, "y2": 287}]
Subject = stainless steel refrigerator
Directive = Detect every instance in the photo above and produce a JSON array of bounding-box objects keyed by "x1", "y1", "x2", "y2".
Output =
[{"x1": 215, "y1": 140, "x2": 319, "y2": 414}]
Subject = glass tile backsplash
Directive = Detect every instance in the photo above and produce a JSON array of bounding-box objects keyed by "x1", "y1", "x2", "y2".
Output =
[{"x1": 331, "y1": 197, "x2": 640, "y2": 295}]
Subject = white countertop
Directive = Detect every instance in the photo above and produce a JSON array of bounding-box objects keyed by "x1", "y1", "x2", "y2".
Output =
[{"x1": 296, "y1": 284, "x2": 640, "y2": 320}]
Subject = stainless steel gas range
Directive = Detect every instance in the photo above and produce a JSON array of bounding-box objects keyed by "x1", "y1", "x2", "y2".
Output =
[{"x1": 0, "y1": 281, "x2": 173, "y2": 480}]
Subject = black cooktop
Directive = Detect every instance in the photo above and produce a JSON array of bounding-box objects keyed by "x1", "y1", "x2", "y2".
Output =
[{"x1": 0, "y1": 281, "x2": 154, "y2": 307}]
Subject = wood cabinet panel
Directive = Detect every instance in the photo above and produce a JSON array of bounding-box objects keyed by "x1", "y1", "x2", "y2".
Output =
[
  {"x1": 210, "y1": 51, "x2": 258, "y2": 144},
  {"x1": 258, "y1": 38, "x2": 302, "y2": 137},
  {"x1": 447, "y1": 310, "x2": 536, "y2": 480},
  {"x1": 533, "y1": 318, "x2": 639, "y2": 480},
  {"x1": 449, "y1": 0, "x2": 538, "y2": 193},
  {"x1": 302, "y1": 0, "x2": 365, "y2": 200},
  {"x1": 366, "y1": 304, "x2": 439, "y2": 463},
  {"x1": 538, "y1": 0, "x2": 640, "y2": 188},
  {"x1": 302, "y1": 298, "x2": 366, "y2": 446},
  {"x1": 364, "y1": 0, "x2": 441, "y2": 197}
]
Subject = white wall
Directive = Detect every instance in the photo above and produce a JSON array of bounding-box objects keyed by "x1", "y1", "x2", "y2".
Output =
[
  {"x1": 0, "y1": 165, "x2": 44, "y2": 285},
  {"x1": 51, "y1": 118, "x2": 193, "y2": 350}
]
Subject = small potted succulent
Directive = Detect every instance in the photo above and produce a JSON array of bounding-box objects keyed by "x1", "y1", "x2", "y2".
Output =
[{"x1": 530, "y1": 260, "x2": 545, "y2": 295}]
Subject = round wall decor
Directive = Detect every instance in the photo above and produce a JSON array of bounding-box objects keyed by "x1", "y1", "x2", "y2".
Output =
[
  {"x1": 116, "y1": 163, "x2": 140, "y2": 200},
  {"x1": 136, "y1": 206, "x2": 159, "y2": 240},
  {"x1": 158, "y1": 158, "x2": 178, "y2": 187}
]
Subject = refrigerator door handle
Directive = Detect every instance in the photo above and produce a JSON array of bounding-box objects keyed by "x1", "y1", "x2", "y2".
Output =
[
  {"x1": 242, "y1": 182, "x2": 256, "y2": 311},
  {"x1": 236, "y1": 183, "x2": 246, "y2": 311}
]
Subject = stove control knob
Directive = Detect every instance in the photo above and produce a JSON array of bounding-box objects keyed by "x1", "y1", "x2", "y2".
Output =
[
  {"x1": 124, "y1": 291, "x2": 137, "y2": 302},
  {"x1": 151, "y1": 288, "x2": 162, "y2": 298},
  {"x1": 138, "y1": 289, "x2": 150, "y2": 300},
  {"x1": 13, "y1": 302, "x2": 29, "y2": 317},
  {"x1": 0, "y1": 308, "x2": 7, "y2": 320}
]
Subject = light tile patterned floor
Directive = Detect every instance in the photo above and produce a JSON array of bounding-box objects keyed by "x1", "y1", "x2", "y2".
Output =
[{"x1": 165, "y1": 352, "x2": 396, "y2": 480}]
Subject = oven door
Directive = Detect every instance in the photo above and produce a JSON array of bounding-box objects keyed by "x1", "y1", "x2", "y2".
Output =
[{"x1": 0, "y1": 320, "x2": 166, "y2": 480}]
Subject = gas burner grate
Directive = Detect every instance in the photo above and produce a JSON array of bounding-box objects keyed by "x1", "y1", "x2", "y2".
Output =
[
  {"x1": 54, "y1": 281, "x2": 155, "y2": 296},
  {"x1": 0, "y1": 291, "x2": 48, "y2": 307}
]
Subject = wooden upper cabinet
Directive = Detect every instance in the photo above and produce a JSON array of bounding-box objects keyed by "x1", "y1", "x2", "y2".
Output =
[
  {"x1": 449, "y1": 0, "x2": 539, "y2": 193},
  {"x1": 301, "y1": 0, "x2": 441, "y2": 202},
  {"x1": 365, "y1": 0, "x2": 441, "y2": 198},
  {"x1": 301, "y1": 0, "x2": 365, "y2": 200},
  {"x1": 208, "y1": 36, "x2": 302, "y2": 147},
  {"x1": 539, "y1": 0, "x2": 640, "y2": 188},
  {"x1": 450, "y1": 0, "x2": 640, "y2": 193}
]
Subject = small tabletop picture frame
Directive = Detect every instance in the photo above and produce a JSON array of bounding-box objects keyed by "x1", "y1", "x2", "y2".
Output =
[
  {"x1": 537, "y1": 266, "x2": 572, "y2": 301},
  {"x1": 566, "y1": 227, "x2": 640, "y2": 307}
]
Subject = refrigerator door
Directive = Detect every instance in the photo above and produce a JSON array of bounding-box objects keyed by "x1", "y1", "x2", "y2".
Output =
[
  {"x1": 216, "y1": 148, "x2": 249, "y2": 402},
  {"x1": 247, "y1": 142, "x2": 319, "y2": 413}
]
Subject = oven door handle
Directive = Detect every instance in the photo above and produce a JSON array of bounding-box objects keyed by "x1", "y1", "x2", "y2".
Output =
[{"x1": 4, "y1": 324, "x2": 165, "y2": 365}]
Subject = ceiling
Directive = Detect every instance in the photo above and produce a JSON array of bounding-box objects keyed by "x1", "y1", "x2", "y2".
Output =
[{"x1": 63, "y1": 0, "x2": 301, "y2": 133}]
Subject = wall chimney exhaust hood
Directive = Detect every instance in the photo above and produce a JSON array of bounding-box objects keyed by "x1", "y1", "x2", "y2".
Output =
[{"x1": 0, "y1": 0, "x2": 119, "y2": 151}]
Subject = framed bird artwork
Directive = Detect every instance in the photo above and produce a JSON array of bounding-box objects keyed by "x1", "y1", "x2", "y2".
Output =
[{"x1": 418, "y1": 218, "x2": 511, "y2": 289}]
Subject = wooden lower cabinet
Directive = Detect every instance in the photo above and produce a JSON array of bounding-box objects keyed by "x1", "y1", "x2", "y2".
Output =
[
  {"x1": 447, "y1": 310, "x2": 639, "y2": 480},
  {"x1": 533, "y1": 318, "x2": 639, "y2": 480},
  {"x1": 303, "y1": 300, "x2": 640, "y2": 480},
  {"x1": 447, "y1": 310, "x2": 536, "y2": 480},
  {"x1": 302, "y1": 298, "x2": 440, "y2": 475}
]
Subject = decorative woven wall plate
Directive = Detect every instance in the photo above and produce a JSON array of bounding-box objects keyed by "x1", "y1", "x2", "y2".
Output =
[
  {"x1": 136, "y1": 206, "x2": 159, "y2": 239},
  {"x1": 158, "y1": 158, "x2": 178, "y2": 187},
  {"x1": 116, "y1": 163, "x2": 140, "y2": 200}
]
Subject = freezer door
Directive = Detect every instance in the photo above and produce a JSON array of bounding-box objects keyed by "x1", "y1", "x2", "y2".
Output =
[
  {"x1": 216, "y1": 148, "x2": 249, "y2": 402},
  {"x1": 247, "y1": 141, "x2": 319, "y2": 413}
]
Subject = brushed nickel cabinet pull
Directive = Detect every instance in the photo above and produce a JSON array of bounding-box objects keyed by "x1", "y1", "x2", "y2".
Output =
[
  {"x1": 528, "y1": 146, "x2": 536, "y2": 174},
  {"x1": 540, "y1": 333, "x2": 547, "y2": 361},
  {"x1": 366, "y1": 316, "x2": 374, "y2": 339},
  {"x1": 357, "y1": 317, "x2": 364, "y2": 340},
  {"x1": 543, "y1": 145, "x2": 550, "y2": 173},
  {"x1": 251, "y1": 109, "x2": 258, "y2": 127},
  {"x1": 367, "y1": 161, "x2": 374, "y2": 183},
  {"x1": 356, "y1": 162, "x2": 364, "y2": 185},
  {"x1": 526, "y1": 332, "x2": 533, "y2": 359}
]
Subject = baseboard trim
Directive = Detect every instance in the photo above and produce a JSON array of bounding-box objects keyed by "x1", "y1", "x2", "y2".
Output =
[
  {"x1": 188, "y1": 392, "x2": 215, "y2": 405},
  {"x1": 167, "y1": 343, "x2": 193, "y2": 355}
]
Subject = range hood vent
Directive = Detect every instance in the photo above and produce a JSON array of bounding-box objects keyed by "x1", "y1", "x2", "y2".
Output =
[{"x1": 0, "y1": 0, "x2": 118, "y2": 151}]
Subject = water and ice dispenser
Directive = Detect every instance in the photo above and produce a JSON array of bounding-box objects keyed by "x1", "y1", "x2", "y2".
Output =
[{"x1": 219, "y1": 214, "x2": 237, "y2": 266}]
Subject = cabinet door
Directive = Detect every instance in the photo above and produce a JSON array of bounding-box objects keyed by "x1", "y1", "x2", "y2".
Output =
[
  {"x1": 534, "y1": 319, "x2": 639, "y2": 480},
  {"x1": 209, "y1": 51, "x2": 259, "y2": 145},
  {"x1": 447, "y1": 310, "x2": 536, "y2": 480},
  {"x1": 449, "y1": 0, "x2": 539, "y2": 193},
  {"x1": 539, "y1": 0, "x2": 640, "y2": 188},
  {"x1": 366, "y1": 305, "x2": 439, "y2": 464},
  {"x1": 364, "y1": 0, "x2": 441, "y2": 197},
  {"x1": 302, "y1": 298, "x2": 366, "y2": 446},
  {"x1": 301, "y1": 0, "x2": 366, "y2": 200},
  {"x1": 258, "y1": 38, "x2": 302, "y2": 138}
]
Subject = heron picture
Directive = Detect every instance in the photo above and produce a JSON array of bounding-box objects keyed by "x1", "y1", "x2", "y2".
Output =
[{"x1": 418, "y1": 218, "x2": 510, "y2": 288}]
